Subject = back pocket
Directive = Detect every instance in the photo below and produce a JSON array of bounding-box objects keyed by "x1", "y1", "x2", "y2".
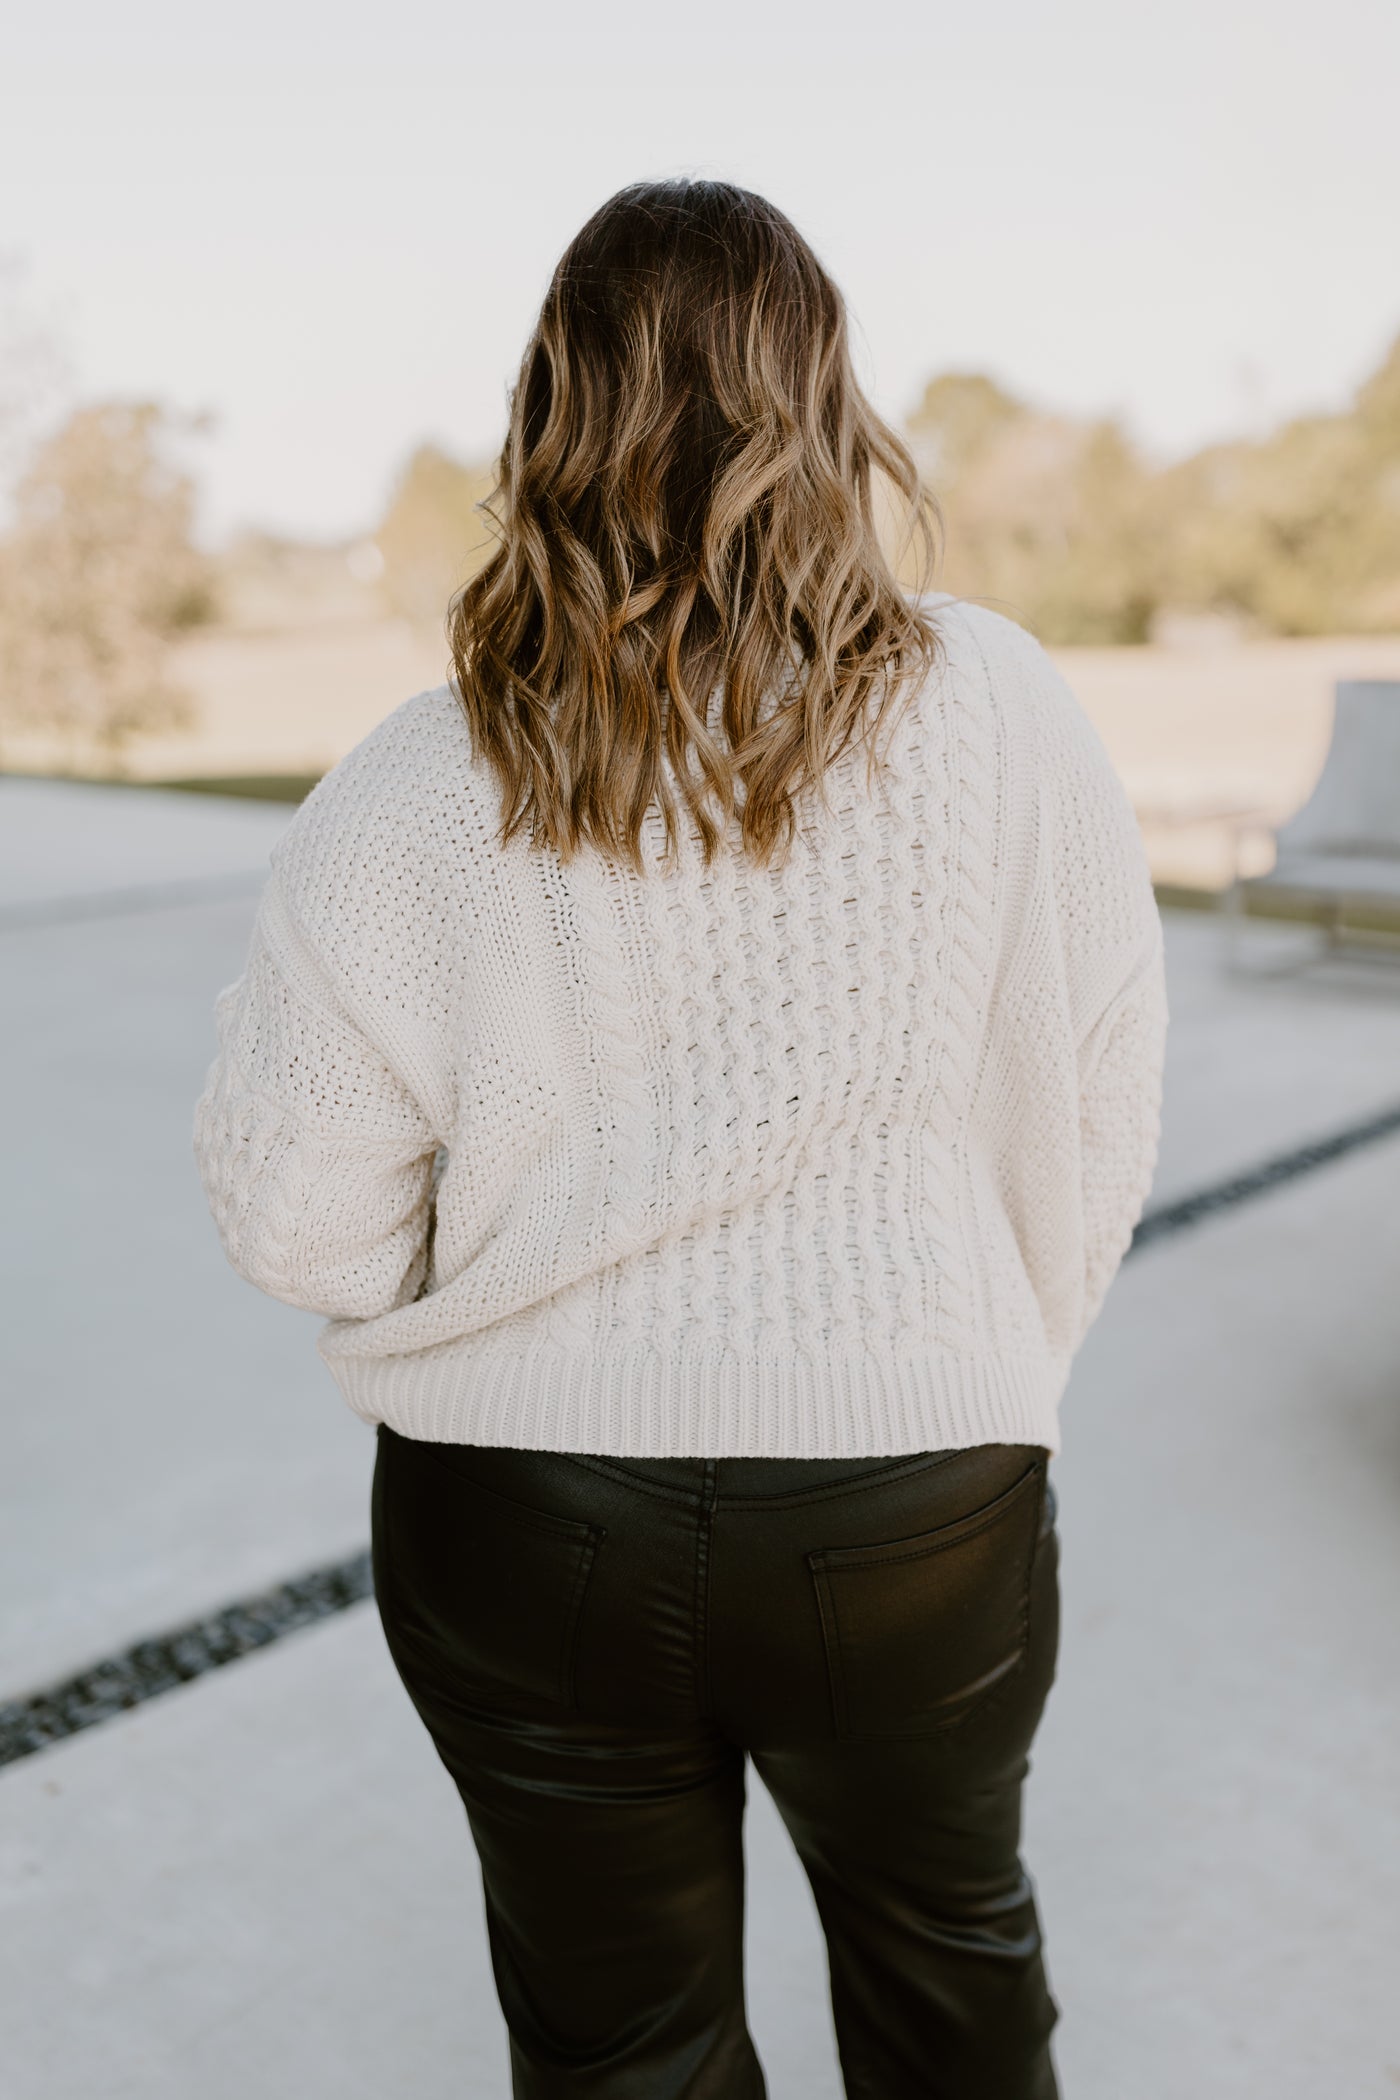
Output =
[
  {"x1": 807, "y1": 1457, "x2": 1044, "y2": 1740},
  {"x1": 376, "y1": 1434, "x2": 604, "y2": 1711}
]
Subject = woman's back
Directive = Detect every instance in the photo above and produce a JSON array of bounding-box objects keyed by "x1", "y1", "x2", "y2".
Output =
[{"x1": 194, "y1": 589, "x2": 1164, "y2": 1457}]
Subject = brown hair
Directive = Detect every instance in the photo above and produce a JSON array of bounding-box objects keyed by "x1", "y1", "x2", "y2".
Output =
[{"x1": 447, "y1": 178, "x2": 942, "y2": 870}]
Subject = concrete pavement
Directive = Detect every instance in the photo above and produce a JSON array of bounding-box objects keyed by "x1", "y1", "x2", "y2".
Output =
[{"x1": 3, "y1": 777, "x2": 1399, "y2": 2098}]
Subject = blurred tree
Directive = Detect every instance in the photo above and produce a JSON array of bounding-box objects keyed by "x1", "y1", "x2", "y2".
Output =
[
  {"x1": 376, "y1": 443, "x2": 498, "y2": 631},
  {"x1": 908, "y1": 375, "x2": 1156, "y2": 643},
  {"x1": 907, "y1": 329, "x2": 1400, "y2": 642},
  {"x1": 906, "y1": 371, "x2": 1024, "y2": 490},
  {"x1": 1151, "y1": 414, "x2": 1374, "y2": 635},
  {"x1": 1346, "y1": 336, "x2": 1400, "y2": 629},
  {"x1": 0, "y1": 400, "x2": 216, "y2": 768}
]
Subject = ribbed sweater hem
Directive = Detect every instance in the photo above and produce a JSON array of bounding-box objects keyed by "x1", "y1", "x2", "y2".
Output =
[{"x1": 321, "y1": 1338, "x2": 1073, "y2": 1458}]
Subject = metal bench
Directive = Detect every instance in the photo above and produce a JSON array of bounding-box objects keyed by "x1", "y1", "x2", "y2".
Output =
[{"x1": 1222, "y1": 680, "x2": 1400, "y2": 974}]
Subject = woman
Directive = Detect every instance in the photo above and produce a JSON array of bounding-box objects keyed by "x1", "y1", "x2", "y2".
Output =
[{"x1": 194, "y1": 179, "x2": 1167, "y2": 2099}]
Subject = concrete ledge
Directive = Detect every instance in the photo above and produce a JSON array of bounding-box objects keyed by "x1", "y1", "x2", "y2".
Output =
[
  {"x1": 1, "y1": 768, "x2": 321, "y2": 807},
  {"x1": 1154, "y1": 881, "x2": 1400, "y2": 938}
]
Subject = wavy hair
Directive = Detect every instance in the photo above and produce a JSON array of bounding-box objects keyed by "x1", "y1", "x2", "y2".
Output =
[{"x1": 447, "y1": 178, "x2": 943, "y2": 870}]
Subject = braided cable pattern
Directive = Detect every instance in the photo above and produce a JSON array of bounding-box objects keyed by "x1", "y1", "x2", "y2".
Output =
[
  {"x1": 922, "y1": 624, "x2": 1001, "y2": 1352},
  {"x1": 780, "y1": 797, "x2": 827, "y2": 1357}
]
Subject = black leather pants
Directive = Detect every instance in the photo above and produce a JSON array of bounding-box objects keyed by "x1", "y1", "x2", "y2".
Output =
[{"x1": 371, "y1": 1426, "x2": 1062, "y2": 2099}]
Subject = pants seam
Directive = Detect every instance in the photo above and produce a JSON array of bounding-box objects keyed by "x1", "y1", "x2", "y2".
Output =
[{"x1": 695, "y1": 1459, "x2": 718, "y2": 1721}]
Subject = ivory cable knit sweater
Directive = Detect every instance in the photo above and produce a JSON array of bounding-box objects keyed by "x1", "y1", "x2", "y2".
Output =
[{"x1": 193, "y1": 597, "x2": 1168, "y2": 1457}]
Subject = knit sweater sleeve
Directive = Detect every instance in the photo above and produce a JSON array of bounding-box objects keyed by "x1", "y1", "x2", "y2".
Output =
[
  {"x1": 192, "y1": 869, "x2": 440, "y2": 1321},
  {"x1": 1075, "y1": 926, "x2": 1168, "y2": 1343},
  {"x1": 968, "y1": 604, "x2": 1169, "y2": 1353},
  {"x1": 1028, "y1": 633, "x2": 1169, "y2": 1349}
]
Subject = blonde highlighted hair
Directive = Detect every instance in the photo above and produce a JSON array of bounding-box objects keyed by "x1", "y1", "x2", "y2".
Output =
[{"x1": 448, "y1": 178, "x2": 942, "y2": 870}]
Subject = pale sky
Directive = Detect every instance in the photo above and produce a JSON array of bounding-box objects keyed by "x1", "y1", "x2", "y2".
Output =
[{"x1": 5, "y1": 0, "x2": 1398, "y2": 545}]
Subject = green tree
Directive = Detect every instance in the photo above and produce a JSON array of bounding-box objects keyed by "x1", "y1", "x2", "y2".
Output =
[
  {"x1": 0, "y1": 400, "x2": 215, "y2": 767},
  {"x1": 906, "y1": 328, "x2": 1400, "y2": 641},
  {"x1": 907, "y1": 376, "x2": 1156, "y2": 643},
  {"x1": 376, "y1": 443, "x2": 498, "y2": 631}
]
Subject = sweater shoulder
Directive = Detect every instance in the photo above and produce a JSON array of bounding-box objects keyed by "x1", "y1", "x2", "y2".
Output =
[
  {"x1": 931, "y1": 598, "x2": 1159, "y2": 1004},
  {"x1": 267, "y1": 683, "x2": 494, "y2": 920},
  {"x1": 936, "y1": 599, "x2": 1135, "y2": 817},
  {"x1": 287, "y1": 682, "x2": 476, "y2": 833},
  {"x1": 933, "y1": 600, "x2": 1092, "y2": 747}
]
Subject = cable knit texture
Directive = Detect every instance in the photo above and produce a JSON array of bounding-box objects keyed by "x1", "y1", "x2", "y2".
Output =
[{"x1": 193, "y1": 597, "x2": 1168, "y2": 1456}]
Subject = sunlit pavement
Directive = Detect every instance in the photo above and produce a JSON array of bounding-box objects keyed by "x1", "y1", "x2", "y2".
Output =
[{"x1": 4, "y1": 776, "x2": 1399, "y2": 2100}]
